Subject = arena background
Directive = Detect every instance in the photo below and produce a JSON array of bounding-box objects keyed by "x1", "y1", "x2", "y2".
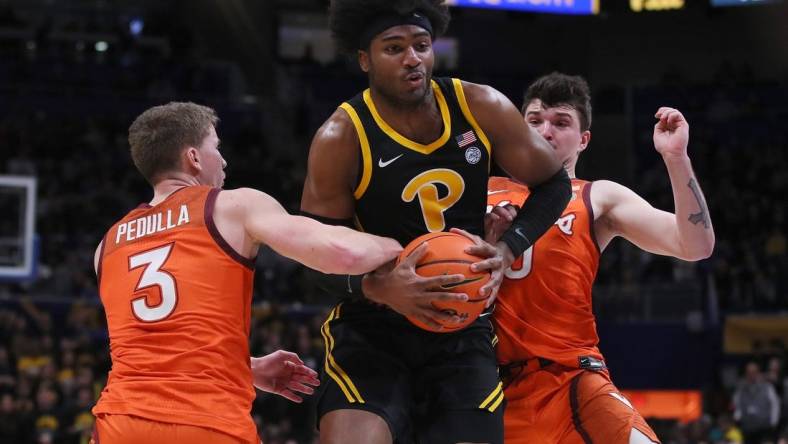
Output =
[{"x1": 0, "y1": 0, "x2": 786, "y2": 442}]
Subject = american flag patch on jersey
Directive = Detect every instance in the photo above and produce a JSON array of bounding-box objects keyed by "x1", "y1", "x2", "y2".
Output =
[{"x1": 455, "y1": 130, "x2": 477, "y2": 147}]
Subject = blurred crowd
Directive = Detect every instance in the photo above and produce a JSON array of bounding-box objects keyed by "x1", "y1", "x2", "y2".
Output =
[
  {"x1": 0, "y1": 300, "x2": 108, "y2": 443},
  {"x1": 656, "y1": 341, "x2": 788, "y2": 444}
]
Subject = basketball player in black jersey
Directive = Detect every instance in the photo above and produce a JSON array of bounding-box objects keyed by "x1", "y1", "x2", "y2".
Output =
[{"x1": 300, "y1": 1, "x2": 572, "y2": 443}]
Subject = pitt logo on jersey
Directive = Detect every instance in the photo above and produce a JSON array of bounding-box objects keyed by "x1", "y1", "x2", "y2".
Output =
[{"x1": 402, "y1": 168, "x2": 466, "y2": 232}]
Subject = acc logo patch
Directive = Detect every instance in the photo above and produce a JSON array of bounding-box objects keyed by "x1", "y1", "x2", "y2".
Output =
[{"x1": 465, "y1": 146, "x2": 482, "y2": 164}]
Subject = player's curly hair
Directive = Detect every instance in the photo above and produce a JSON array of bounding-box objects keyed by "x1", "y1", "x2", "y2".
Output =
[
  {"x1": 523, "y1": 72, "x2": 593, "y2": 132},
  {"x1": 329, "y1": 0, "x2": 450, "y2": 53}
]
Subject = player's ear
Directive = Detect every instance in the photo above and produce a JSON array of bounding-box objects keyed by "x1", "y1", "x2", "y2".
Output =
[
  {"x1": 358, "y1": 50, "x2": 370, "y2": 73},
  {"x1": 184, "y1": 146, "x2": 202, "y2": 172},
  {"x1": 579, "y1": 130, "x2": 591, "y2": 153}
]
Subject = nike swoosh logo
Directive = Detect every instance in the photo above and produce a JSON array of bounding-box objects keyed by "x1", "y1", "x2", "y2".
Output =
[
  {"x1": 487, "y1": 190, "x2": 508, "y2": 195},
  {"x1": 378, "y1": 154, "x2": 404, "y2": 168},
  {"x1": 514, "y1": 227, "x2": 530, "y2": 242},
  {"x1": 441, "y1": 276, "x2": 484, "y2": 289},
  {"x1": 608, "y1": 392, "x2": 633, "y2": 410}
]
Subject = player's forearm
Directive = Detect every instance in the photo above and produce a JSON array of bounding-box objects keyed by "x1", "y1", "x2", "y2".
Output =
[
  {"x1": 498, "y1": 168, "x2": 571, "y2": 258},
  {"x1": 663, "y1": 154, "x2": 715, "y2": 260},
  {"x1": 301, "y1": 231, "x2": 399, "y2": 302},
  {"x1": 325, "y1": 227, "x2": 402, "y2": 275}
]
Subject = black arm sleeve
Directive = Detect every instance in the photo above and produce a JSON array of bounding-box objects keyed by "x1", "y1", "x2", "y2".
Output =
[
  {"x1": 499, "y1": 168, "x2": 572, "y2": 258},
  {"x1": 299, "y1": 211, "x2": 366, "y2": 300}
]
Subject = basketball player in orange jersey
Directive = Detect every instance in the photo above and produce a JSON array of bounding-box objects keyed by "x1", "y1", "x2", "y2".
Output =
[
  {"x1": 300, "y1": 2, "x2": 571, "y2": 443},
  {"x1": 90, "y1": 102, "x2": 403, "y2": 444},
  {"x1": 486, "y1": 73, "x2": 715, "y2": 444}
]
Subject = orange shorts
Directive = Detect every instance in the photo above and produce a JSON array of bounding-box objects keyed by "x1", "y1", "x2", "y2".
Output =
[
  {"x1": 504, "y1": 365, "x2": 660, "y2": 444},
  {"x1": 92, "y1": 414, "x2": 255, "y2": 444}
]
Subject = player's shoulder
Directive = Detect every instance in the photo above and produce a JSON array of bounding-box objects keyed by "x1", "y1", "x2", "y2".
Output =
[
  {"x1": 218, "y1": 187, "x2": 276, "y2": 203},
  {"x1": 588, "y1": 179, "x2": 633, "y2": 198},
  {"x1": 456, "y1": 79, "x2": 503, "y2": 105},
  {"x1": 315, "y1": 106, "x2": 357, "y2": 141},
  {"x1": 585, "y1": 179, "x2": 641, "y2": 215},
  {"x1": 218, "y1": 187, "x2": 251, "y2": 199},
  {"x1": 308, "y1": 106, "x2": 360, "y2": 157},
  {"x1": 455, "y1": 80, "x2": 515, "y2": 133},
  {"x1": 306, "y1": 107, "x2": 361, "y2": 187},
  {"x1": 214, "y1": 188, "x2": 277, "y2": 215}
]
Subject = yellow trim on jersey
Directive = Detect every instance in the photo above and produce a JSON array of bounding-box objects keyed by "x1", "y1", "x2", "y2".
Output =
[
  {"x1": 479, "y1": 381, "x2": 503, "y2": 412},
  {"x1": 452, "y1": 78, "x2": 492, "y2": 170},
  {"x1": 487, "y1": 389, "x2": 505, "y2": 412},
  {"x1": 362, "y1": 80, "x2": 451, "y2": 155},
  {"x1": 320, "y1": 308, "x2": 354, "y2": 402},
  {"x1": 320, "y1": 305, "x2": 365, "y2": 403},
  {"x1": 339, "y1": 103, "x2": 373, "y2": 200},
  {"x1": 491, "y1": 334, "x2": 499, "y2": 347}
]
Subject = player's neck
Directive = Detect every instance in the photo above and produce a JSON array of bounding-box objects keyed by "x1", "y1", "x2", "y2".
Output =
[
  {"x1": 565, "y1": 161, "x2": 578, "y2": 179},
  {"x1": 150, "y1": 176, "x2": 199, "y2": 206},
  {"x1": 369, "y1": 87, "x2": 441, "y2": 142}
]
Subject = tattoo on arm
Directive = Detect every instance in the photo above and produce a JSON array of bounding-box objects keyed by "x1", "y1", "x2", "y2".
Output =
[{"x1": 687, "y1": 178, "x2": 710, "y2": 229}]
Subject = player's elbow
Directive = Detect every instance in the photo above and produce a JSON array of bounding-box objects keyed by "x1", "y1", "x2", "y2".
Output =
[
  {"x1": 695, "y1": 240, "x2": 715, "y2": 261},
  {"x1": 700, "y1": 241, "x2": 715, "y2": 260},
  {"x1": 682, "y1": 239, "x2": 715, "y2": 261}
]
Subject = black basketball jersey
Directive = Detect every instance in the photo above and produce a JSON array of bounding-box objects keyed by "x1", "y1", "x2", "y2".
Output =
[{"x1": 340, "y1": 77, "x2": 492, "y2": 245}]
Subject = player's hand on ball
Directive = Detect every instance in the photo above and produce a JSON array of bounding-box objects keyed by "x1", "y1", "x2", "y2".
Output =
[
  {"x1": 484, "y1": 204, "x2": 517, "y2": 244},
  {"x1": 251, "y1": 350, "x2": 320, "y2": 403},
  {"x1": 653, "y1": 107, "x2": 689, "y2": 159},
  {"x1": 364, "y1": 243, "x2": 468, "y2": 331},
  {"x1": 450, "y1": 227, "x2": 509, "y2": 308}
]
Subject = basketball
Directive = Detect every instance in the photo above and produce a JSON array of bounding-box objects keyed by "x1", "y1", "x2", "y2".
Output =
[{"x1": 398, "y1": 231, "x2": 491, "y2": 333}]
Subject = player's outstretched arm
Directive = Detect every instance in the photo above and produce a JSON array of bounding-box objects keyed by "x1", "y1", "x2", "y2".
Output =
[
  {"x1": 251, "y1": 350, "x2": 320, "y2": 403},
  {"x1": 228, "y1": 188, "x2": 402, "y2": 274},
  {"x1": 593, "y1": 107, "x2": 714, "y2": 260}
]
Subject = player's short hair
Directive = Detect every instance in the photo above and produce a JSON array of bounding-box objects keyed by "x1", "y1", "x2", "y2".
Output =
[
  {"x1": 128, "y1": 102, "x2": 218, "y2": 185},
  {"x1": 523, "y1": 72, "x2": 592, "y2": 132},
  {"x1": 329, "y1": 0, "x2": 450, "y2": 53}
]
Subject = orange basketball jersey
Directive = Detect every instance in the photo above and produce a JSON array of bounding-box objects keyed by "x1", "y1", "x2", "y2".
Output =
[
  {"x1": 487, "y1": 176, "x2": 602, "y2": 368},
  {"x1": 93, "y1": 186, "x2": 258, "y2": 443}
]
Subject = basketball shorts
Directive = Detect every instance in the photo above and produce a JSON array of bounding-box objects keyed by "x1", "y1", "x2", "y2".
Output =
[
  {"x1": 316, "y1": 300, "x2": 504, "y2": 443},
  {"x1": 92, "y1": 414, "x2": 256, "y2": 444},
  {"x1": 503, "y1": 364, "x2": 660, "y2": 444}
]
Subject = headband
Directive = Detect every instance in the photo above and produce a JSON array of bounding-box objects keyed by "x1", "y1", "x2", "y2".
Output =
[{"x1": 358, "y1": 11, "x2": 434, "y2": 50}]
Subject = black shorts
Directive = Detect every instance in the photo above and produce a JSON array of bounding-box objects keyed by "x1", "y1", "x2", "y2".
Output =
[{"x1": 316, "y1": 300, "x2": 504, "y2": 444}]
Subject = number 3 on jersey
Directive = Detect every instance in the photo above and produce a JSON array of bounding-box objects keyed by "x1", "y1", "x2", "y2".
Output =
[{"x1": 129, "y1": 244, "x2": 178, "y2": 322}]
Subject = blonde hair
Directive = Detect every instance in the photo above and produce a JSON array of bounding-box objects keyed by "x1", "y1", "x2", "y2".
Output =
[{"x1": 128, "y1": 102, "x2": 219, "y2": 184}]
